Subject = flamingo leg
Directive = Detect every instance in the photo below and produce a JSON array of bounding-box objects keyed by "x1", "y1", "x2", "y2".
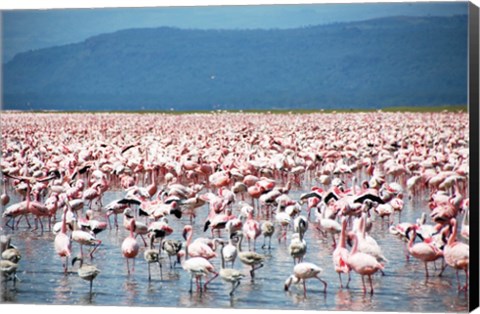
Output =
[
  {"x1": 147, "y1": 263, "x2": 152, "y2": 281},
  {"x1": 39, "y1": 217, "x2": 45, "y2": 233},
  {"x1": 338, "y1": 272, "x2": 343, "y2": 288},
  {"x1": 316, "y1": 276, "x2": 328, "y2": 293},
  {"x1": 438, "y1": 261, "x2": 448, "y2": 277},
  {"x1": 230, "y1": 281, "x2": 241, "y2": 296},
  {"x1": 424, "y1": 262, "x2": 429, "y2": 278},
  {"x1": 158, "y1": 261, "x2": 163, "y2": 280},
  {"x1": 456, "y1": 270, "x2": 461, "y2": 291},
  {"x1": 63, "y1": 256, "x2": 69, "y2": 274},
  {"x1": 5, "y1": 217, "x2": 14, "y2": 230},
  {"x1": 368, "y1": 275, "x2": 374, "y2": 294},
  {"x1": 189, "y1": 275, "x2": 193, "y2": 293},
  {"x1": 464, "y1": 268, "x2": 469, "y2": 291},
  {"x1": 303, "y1": 280, "x2": 307, "y2": 297},
  {"x1": 25, "y1": 215, "x2": 32, "y2": 228},
  {"x1": 203, "y1": 272, "x2": 219, "y2": 290},
  {"x1": 89, "y1": 241, "x2": 102, "y2": 259},
  {"x1": 126, "y1": 258, "x2": 130, "y2": 275},
  {"x1": 361, "y1": 276, "x2": 366, "y2": 294},
  {"x1": 331, "y1": 234, "x2": 337, "y2": 248},
  {"x1": 346, "y1": 271, "x2": 351, "y2": 288}
]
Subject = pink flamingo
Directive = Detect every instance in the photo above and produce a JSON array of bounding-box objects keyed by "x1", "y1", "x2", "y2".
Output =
[
  {"x1": 82, "y1": 209, "x2": 108, "y2": 235},
  {"x1": 405, "y1": 225, "x2": 443, "y2": 278},
  {"x1": 1, "y1": 178, "x2": 10, "y2": 206},
  {"x1": 2, "y1": 172, "x2": 59, "y2": 230},
  {"x1": 71, "y1": 215, "x2": 102, "y2": 260},
  {"x1": 443, "y1": 218, "x2": 469, "y2": 291},
  {"x1": 347, "y1": 232, "x2": 384, "y2": 294},
  {"x1": 181, "y1": 225, "x2": 219, "y2": 292},
  {"x1": 332, "y1": 217, "x2": 351, "y2": 288},
  {"x1": 83, "y1": 182, "x2": 103, "y2": 209},
  {"x1": 284, "y1": 262, "x2": 327, "y2": 296},
  {"x1": 148, "y1": 217, "x2": 174, "y2": 253},
  {"x1": 183, "y1": 225, "x2": 217, "y2": 260},
  {"x1": 122, "y1": 218, "x2": 140, "y2": 275},
  {"x1": 242, "y1": 207, "x2": 261, "y2": 251},
  {"x1": 204, "y1": 207, "x2": 235, "y2": 238},
  {"x1": 54, "y1": 205, "x2": 71, "y2": 273},
  {"x1": 123, "y1": 208, "x2": 148, "y2": 246}
]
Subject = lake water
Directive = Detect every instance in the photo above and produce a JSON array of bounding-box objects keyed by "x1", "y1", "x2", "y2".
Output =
[{"x1": 0, "y1": 181, "x2": 469, "y2": 313}]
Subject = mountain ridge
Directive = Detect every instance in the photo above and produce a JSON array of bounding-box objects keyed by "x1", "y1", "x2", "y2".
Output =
[{"x1": 2, "y1": 15, "x2": 468, "y2": 111}]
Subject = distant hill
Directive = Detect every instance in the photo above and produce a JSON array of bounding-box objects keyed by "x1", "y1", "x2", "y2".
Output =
[{"x1": 2, "y1": 15, "x2": 468, "y2": 111}]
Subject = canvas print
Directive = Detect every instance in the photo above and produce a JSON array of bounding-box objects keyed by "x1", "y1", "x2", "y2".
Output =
[{"x1": 0, "y1": 1, "x2": 473, "y2": 313}]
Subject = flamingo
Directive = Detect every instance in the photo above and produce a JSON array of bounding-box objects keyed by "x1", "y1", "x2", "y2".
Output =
[
  {"x1": 123, "y1": 208, "x2": 148, "y2": 246},
  {"x1": 2, "y1": 173, "x2": 57, "y2": 231},
  {"x1": 275, "y1": 206, "x2": 292, "y2": 243},
  {"x1": 144, "y1": 235, "x2": 162, "y2": 281},
  {"x1": 332, "y1": 217, "x2": 351, "y2": 288},
  {"x1": 347, "y1": 232, "x2": 384, "y2": 294},
  {"x1": 148, "y1": 217, "x2": 174, "y2": 253},
  {"x1": 1, "y1": 245, "x2": 22, "y2": 264},
  {"x1": 183, "y1": 225, "x2": 217, "y2": 260},
  {"x1": 289, "y1": 231, "x2": 307, "y2": 265},
  {"x1": 460, "y1": 208, "x2": 469, "y2": 240},
  {"x1": 353, "y1": 214, "x2": 388, "y2": 269},
  {"x1": 104, "y1": 197, "x2": 141, "y2": 230},
  {"x1": 71, "y1": 256, "x2": 100, "y2": 295},
  {"x1": 405, "y1": 225, "x2": 443, "y2": 278},
  {"x1": 71, "y1": 215, "x2": 102, "y2": 260},
  {"x1": 204, "y1": 207, "x2": 235, "y2": 238},
  {"x1": 221, "y1": 234, "x2": 238, "y2": 268},
  {"x1": 1, "y1": 178, "x2": 10, "y2": 206},
  {"x1": 0, "y1": 260, "x2": 19, "y2": 287},
  {"x1": 284, "y1": 262, "x2": 327, "y2": 296},
  {"x1": 235, "y1": 233, "x2": 265, "y2": 281},
  {"x1": 315, "y1": 203, "x2": 341, "y2": 247},
  {"x1": 219, "y1": 241, "x2": 245, "y2": 297},
  {"x1": 122, "y1": 218, "x2": 140, "y2": 275},
  {"x1": 161, "y1": 239, "x2": 183, "y2": 269},
  {"x1": 180, "y1": 229, "x2": 219, "y2": 293},
  {"x1": 242, "y1": 207, "x2": 261, "y2": 251},
  {"x1": 81, "y1": 209, "x2": 108, "y2": 236},
  {"x1": 261, "y1": 221, "x2": 275, "y2": 249},
  {"x1": 54, "y1": 205, "x2": 71, "y2": 274},
  {"x1": 443, "y1": 218, "x2": 469, "y2": 291}
]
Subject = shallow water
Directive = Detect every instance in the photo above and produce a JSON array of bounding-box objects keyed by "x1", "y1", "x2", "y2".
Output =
[{"x1": 0, "y1": 183, "x2": 469, "y2": 312}]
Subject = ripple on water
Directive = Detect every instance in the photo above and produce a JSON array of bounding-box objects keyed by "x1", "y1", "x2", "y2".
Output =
[{"x1": 0, "y1": 188, "x2": 469, "y2": 312}]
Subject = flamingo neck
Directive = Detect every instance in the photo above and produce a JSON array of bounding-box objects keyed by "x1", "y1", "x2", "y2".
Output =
[
  {"x1": 339, "y1": 221, "x2": 347, "y2": 248},
  {"x1": 408, "y1": 228, "x2": 416, "y2": 249},
  {"x1": 448, "y1": 220, "x2": 457, "y2": 245},
  {"x1": 129, "y1": 220, "x2": 135, "y2": 238},
  {"x1": 149, "y1": 233, "x2": 155, "y2": 249},
  {"x1": 237, "y1": 235, "x2": 244, "y2": 253},
  {"x1": 360, "y1": 215, "x2": 366, "y2": 239},
  {"x1": 61, "y1": 208, "x2": 68, "y2": 234},
  {"x1": 350, "y1": 233, "x2": 359, "y2": 255},
  {"x1": 185, "y1": 229, "x2": 193, "y2": 258},
  {"x1": 220, "y1": 245, "x2": 226, "y2": 269}
]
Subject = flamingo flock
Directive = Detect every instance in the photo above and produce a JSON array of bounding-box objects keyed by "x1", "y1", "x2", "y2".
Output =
[{"x1": 0, "y1": 111, "x2": 470, "y2": 303}]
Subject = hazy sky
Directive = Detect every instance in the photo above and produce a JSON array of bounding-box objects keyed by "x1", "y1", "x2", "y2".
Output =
[{"x1": 1, "y1": 1, "x2": 469, "y2": 62}]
